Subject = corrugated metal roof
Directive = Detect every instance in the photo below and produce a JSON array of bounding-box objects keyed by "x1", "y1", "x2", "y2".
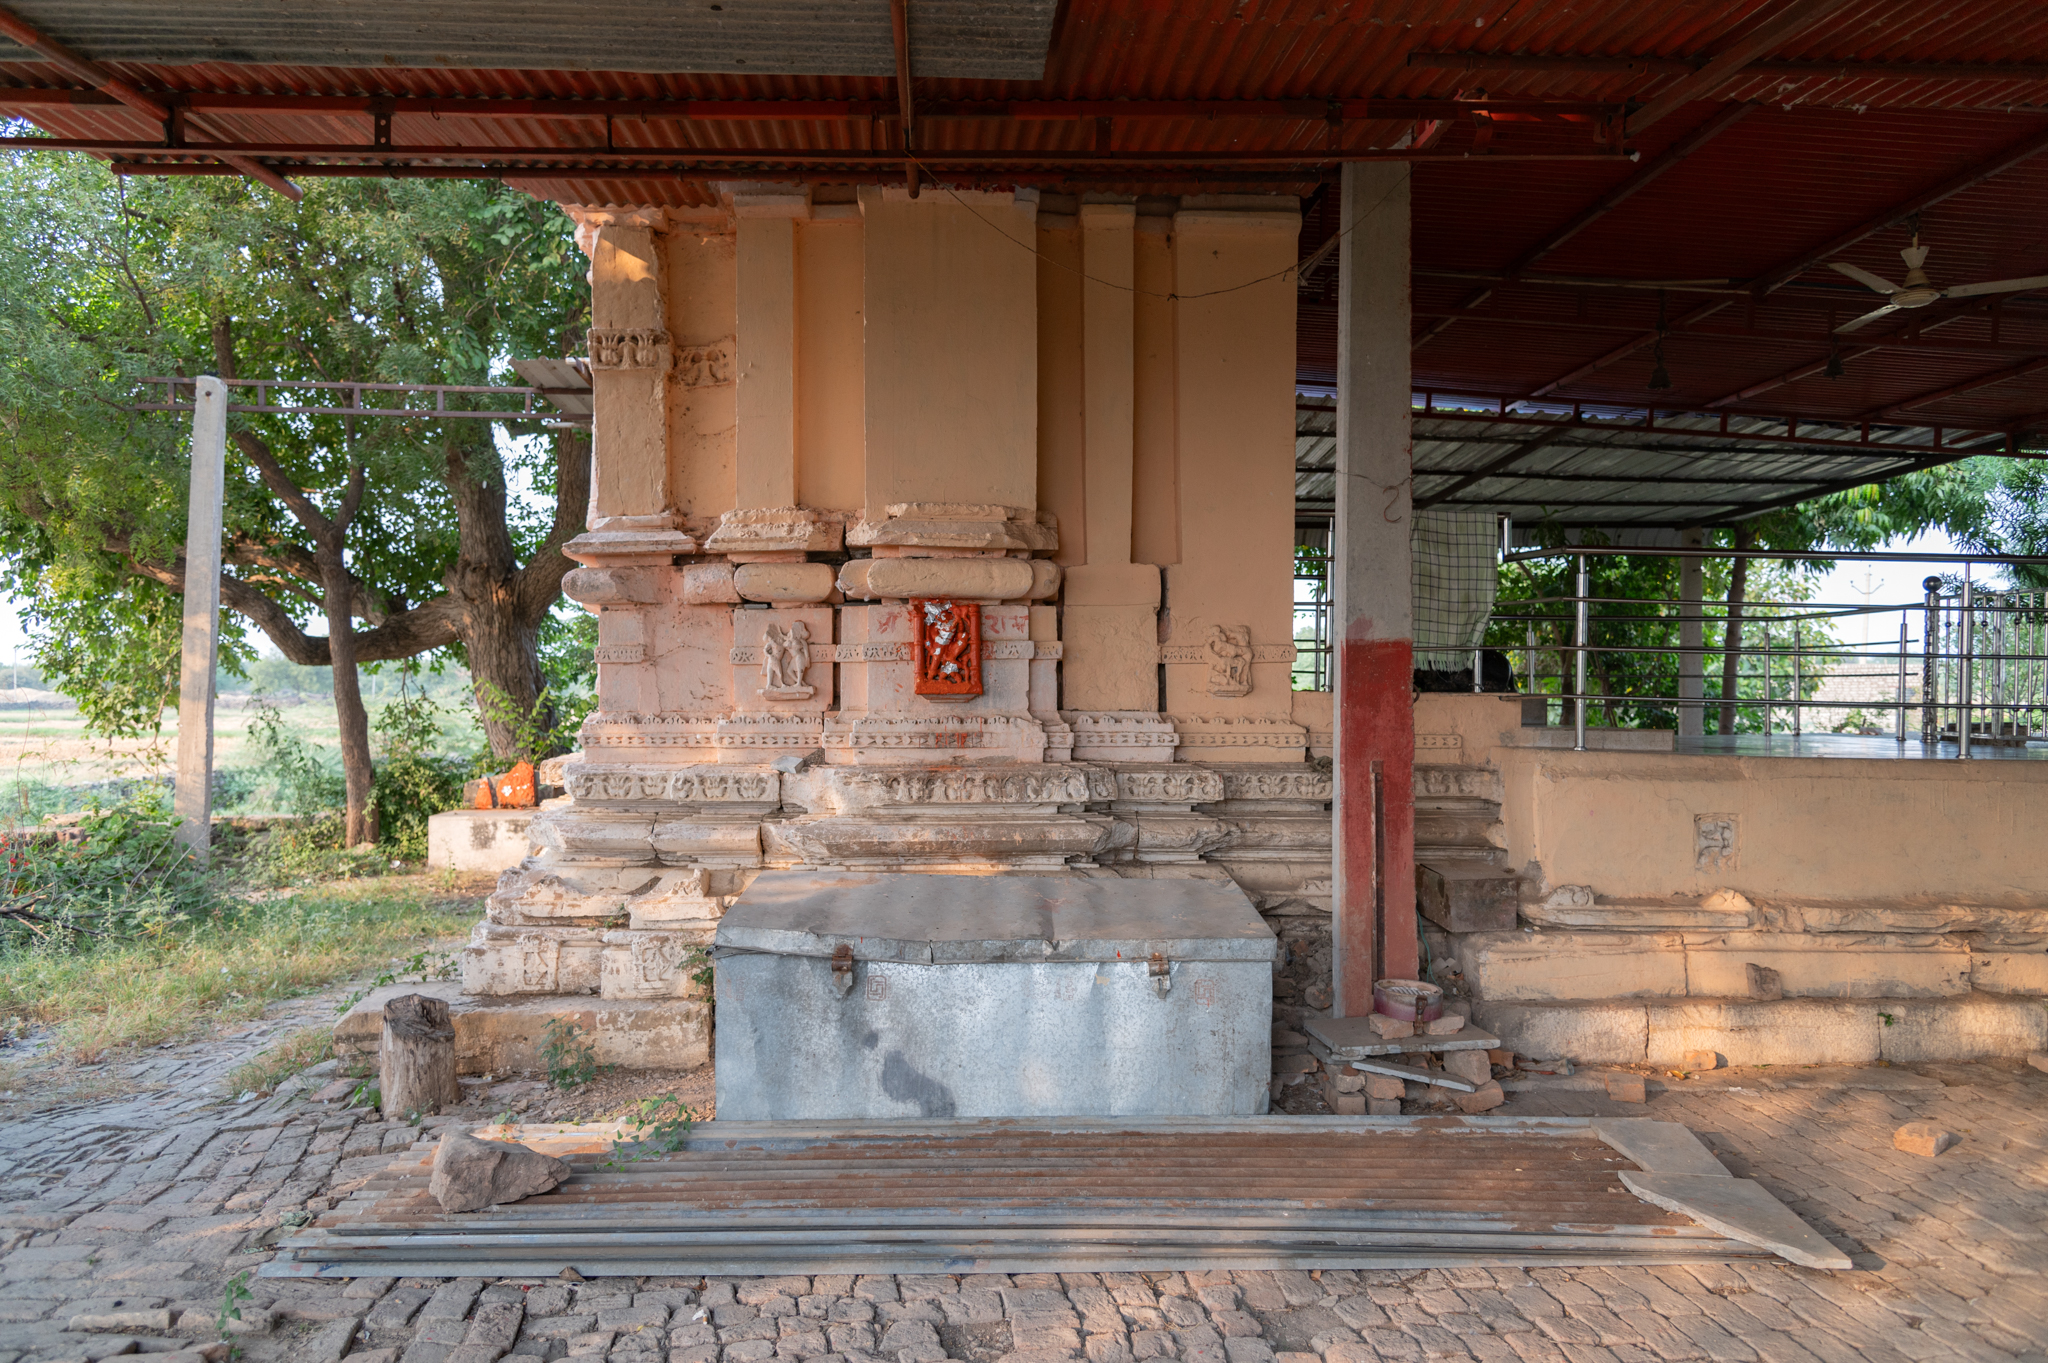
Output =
[
  {"x1": 0, "y1": 0, "x2": 1061, "y2": 79},
  {"x1": 10, "y1": 0, "x2": 2048, "y2": 523}
]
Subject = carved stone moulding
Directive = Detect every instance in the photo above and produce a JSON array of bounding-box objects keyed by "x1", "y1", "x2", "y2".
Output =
[
  {"x1": 703, "y1": 505, "x2": 844, "y2": 555},
  {"x1": 1201, "y1": 764, "x2": 1335, "y2": 809},
  {"x1": 846, "y1": 502, "x2": 1058, "y2": 554},
  {"x1": 675, "y1": 338, "x2": 735, "y2": 388},
  {"x1": 1162, "y1": 630, "x2": 1296, "y2": 699},
  {"x1": 576, "y1": 711, "x2": 823, "y2": 759},
  {"x1": 528, "y1": 808, "x2": 658, "y2": 864},
  {"x1": 600, "y1": 928, "x2": 714, "y2": 1000},
  {"x1": 1104, "y1": 763, "x2": 1227, "y2": 809},
  {"x1": 564, "y1": 762, "x2": 781, "y2": 811},
  {"x1": 821, "y1": 713, "x2": 1048, "y2": 766},
  {"x1": 788, "y1": 762, "x2": 1113, "y2": 815},
  {"x1": 486, "y1": 866, "x2": 657, "y2": 926},
  {"x1": 564, "y1": 513, "x2": 698, "y2": 567},
  {"x1": 651, "y1": 816, "x2": 764, "y2": 866},
  {"x1": 463, "y1": 921, "x2": 605, "y2": 996},
  {"x1": 1105, "y1": 812, "x2": 1234, "y2": 865},
  {"x1": 1061, "y1": 710, "x2": 1182, "y2": 764},
  {"x1": 839, "y1": 557, "x2": 1047, "y2": 603},
  {"x1": 760, "y1": 812, "x2": 1108, "y2": 870},
  {"x1": 587, "y1": 326, "x2": 672, "y2": 371},
  {"x1": 1170, "y1": 714, "x2": 1310, "y2": 765}
]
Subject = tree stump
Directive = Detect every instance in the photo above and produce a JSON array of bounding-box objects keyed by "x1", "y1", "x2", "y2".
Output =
[{"x1": 381, "y1": 993, "x2": 458, "y2": 1119}]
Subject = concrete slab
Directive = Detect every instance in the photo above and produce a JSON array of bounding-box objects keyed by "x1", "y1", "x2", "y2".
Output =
[
  {"x1": 1591, "y1": 1118, "x2": 1730, "y2": 1179},
  {"x1": 1618, "y1": 1172, "x2": 1853, "y2": 1270},
  {"x1": 1304, "y1": 1014, "x2": 1498, "y2": 1059},
  {"x1": 427, "y1": 809, "x2": 539, "y2": 872}
]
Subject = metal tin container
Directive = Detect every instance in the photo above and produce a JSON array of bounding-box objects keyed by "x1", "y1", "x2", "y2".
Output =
[{"x1": 713, "y1": 871, "x2": 1277, "y2": 1120}]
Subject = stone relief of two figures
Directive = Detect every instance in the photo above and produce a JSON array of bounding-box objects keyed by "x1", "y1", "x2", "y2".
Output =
[
  {"x1": 1205, "y1": 624, "x2": 1254, "y2": 697},
  {"x1": 760, "y1": 620, "x2": 814, "y2": 700}
]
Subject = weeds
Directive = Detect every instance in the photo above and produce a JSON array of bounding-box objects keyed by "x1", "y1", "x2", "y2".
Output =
[
  {"x1": 605, "y1": 1094, "x2": 696, "y2": 1166},
  {"x1": 0, "y1": 879, "x2": 480, "y2": 1061},
  {"x1": 216, "y1": 1270, "x2": 252, "y2": 1339},
  {"x1": 224, "y1": 1025, "x2": 334, "y2": 1098},
  {"x1": 540, "y1": 1016, "x2": 608, "y2": 1090},
  {"x1": 334, "y1": 948, "x2": 459, "y2": 1016}
]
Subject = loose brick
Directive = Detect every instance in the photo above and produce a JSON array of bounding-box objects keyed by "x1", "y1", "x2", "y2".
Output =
[{"x1": 1604, "y1": 1073, "x2": 1647, "y2": 1104}]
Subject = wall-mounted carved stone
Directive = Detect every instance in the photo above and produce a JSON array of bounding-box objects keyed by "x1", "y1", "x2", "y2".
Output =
[
  {"x1": 587, "y1": 327, "x2": 673, "y2": 370},
  {"x1": 593, "y1": 644, "x2": 647, "y2": 664},
  {"x1": 1205, "y1": 625, "x2": 1255, "y2": 696},
  {"x1": 759, "y1": 621, "x2": 815, "y2": 701},
  {"x1": 846, "y1": 501, "x2": 1057, "y2": 553},
  {"x1": 674, "y1": 338, "x2": 734, "y2": 386},
  {"x1": 912, "y1": 599, "x2": 983, "y2": 697},
  {"x1": 703, "y1": 506, "x2": 843, "y2": 554},
  {"x1": 1212, "y1": 767, "x2": 1334, "y2": 802},
  {"x1": 1110, "y1": 766, "x2": 1227, "y2": 805}
]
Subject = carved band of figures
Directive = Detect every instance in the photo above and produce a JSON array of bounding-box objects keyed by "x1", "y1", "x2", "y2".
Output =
[
  {"x1": 593, "y1": 645, "x2": 646, "y2": 664},
  {"x1": 568, "y1": 769, "x2": 779, "y2": 803},
  {"x1": 875, "y1": 770, "x2": 1105, "y2": 805},
  {"x1": 675, "y1": 340, "x2": 733, "y2": 387}
]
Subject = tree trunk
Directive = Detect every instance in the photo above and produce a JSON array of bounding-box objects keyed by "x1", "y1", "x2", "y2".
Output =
[
  {"x1": 381, "y1": 993, "x2": 458, "y2": 1119},
  {"x1": 465, "y1": 596, "x2": 552, "y2": 758},
  {"x1": 1718, "y1": 529, "x2": 1753, "y2": 736},
  {"x1": 322, "y1": 545, "x2": 376, "y2": 845}
]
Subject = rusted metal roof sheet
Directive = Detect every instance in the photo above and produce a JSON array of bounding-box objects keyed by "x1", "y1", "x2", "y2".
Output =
[
  {"x1": 0, "y1": 0, "x2": 1062, "y2": 79},
  {"x1": 266, "y1": 1116, "x2": 1796, "y2": 1278}
]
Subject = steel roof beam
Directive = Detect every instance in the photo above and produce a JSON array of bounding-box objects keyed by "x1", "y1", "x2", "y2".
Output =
[
  {"x1": 1414, "y1": 103, "x2": 1752, "y2": 354},
  {"x1": 0, "y1": 88, "x2": 1623, "y2": 122},
  {"x1": 1529, "y1": 120, "x2": 2048, "y2": 399},
  {"x1": 1409, "y1": 53, "x2": 2048, "y2": 84},
  {"x1": 1625, "y1": 0, "x2": 1865, "y2": 135},
  {"x1": 0, "y1": 2, "x2": 299, "y2": 199}
]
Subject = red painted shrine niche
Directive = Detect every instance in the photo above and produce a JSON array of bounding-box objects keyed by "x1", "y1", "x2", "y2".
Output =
[{"x1": 910, "y1": 599, "x2": 982, "y2": 698}]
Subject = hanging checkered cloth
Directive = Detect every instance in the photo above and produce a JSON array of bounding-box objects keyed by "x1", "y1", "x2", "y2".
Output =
[{"x1": 1411, "y1": 509, "x2": 1498, "y2": 669}]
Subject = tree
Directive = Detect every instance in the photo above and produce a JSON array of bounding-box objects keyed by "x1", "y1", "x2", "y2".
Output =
[{"x1": 0, "y1": 151, "x2": 590, "y2": 840}]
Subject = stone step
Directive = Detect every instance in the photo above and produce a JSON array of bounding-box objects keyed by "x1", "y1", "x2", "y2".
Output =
[
  {"x1": 1451, "y1": 928, "x2": 2002, "y2": 1004},
  {"x1": 1472, "y1": 994, "x2": 2048, "y2": 1068}
]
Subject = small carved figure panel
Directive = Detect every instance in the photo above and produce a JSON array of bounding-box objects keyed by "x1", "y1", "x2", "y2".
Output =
[
  {"x1": 1205, "y1": 624, "x2": 1254, "y2": 697},
  {"x1": 911, "y1": 599, "x2": 983, "y2": 697},
  {"x1": 759, "y1": 621, "x2": 815, "y2": 700}
]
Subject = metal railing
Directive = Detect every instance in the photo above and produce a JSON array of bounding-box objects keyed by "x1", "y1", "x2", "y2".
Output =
[{"x1": 1491, "y1": 546, "x2": 2048, "y2": 757}]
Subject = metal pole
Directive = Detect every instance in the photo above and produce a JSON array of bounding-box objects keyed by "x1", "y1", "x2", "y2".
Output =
[
  {"x1": 1896, "y1": 619, "x2": 1908, "y2": 744},
  {"x1": 173, "y1": 376, "x2": 227, "y2": 865},
  {"x1": 1792, "y1": 619, "x2": 1802, "y2": 737},
  {"x1": 1471, "y1": 644, "x2": 1483, "y2": 694},
  {"x1": 1922, "y1": 577, "x2": 1940, "y2": 746},
  {"x1": 1960, "y1": 571, "x2": 1973, "y2": 759},
  {"x1": 1574, "y1": 553, "x2": 1589, "y2": 752},
  {"x1": 1525, "y1": 624, "x2": 1537, "y2": 715},
  {"x1": 1677, "y1": 526, "x2": 1704, "y2": 736}
]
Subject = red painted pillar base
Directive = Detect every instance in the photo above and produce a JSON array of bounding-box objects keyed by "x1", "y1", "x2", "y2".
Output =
[{"x1": 1335, "y1": 635, "x2": 1417, "y2": 1017}]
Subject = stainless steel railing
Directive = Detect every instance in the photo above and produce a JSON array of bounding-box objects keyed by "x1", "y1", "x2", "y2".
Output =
[{"x1": 1490, "y1": 546, "x2": 2048, "y2": 757}]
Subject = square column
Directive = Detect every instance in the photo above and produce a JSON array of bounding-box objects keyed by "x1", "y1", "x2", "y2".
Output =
[
  {"x1": 734, "y1": 200, "x2": 800, "y2": 510},
  {"x1": 1332, "y1": 163, "x2": 1418, "y2": 1014}
]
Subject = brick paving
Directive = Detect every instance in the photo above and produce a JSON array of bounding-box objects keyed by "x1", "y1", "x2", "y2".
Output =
[{"x1": 0, "y1": 1054, "x2": 2042, "y2": 1363}]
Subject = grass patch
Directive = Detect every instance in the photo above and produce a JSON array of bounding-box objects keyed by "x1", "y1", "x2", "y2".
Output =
[
  {"x1": 224, "y1": 1024, "x2": 335, "y2": 1098},
  {"x1": 0, "y1": 875, "x2": 484, "y2": 1062}
]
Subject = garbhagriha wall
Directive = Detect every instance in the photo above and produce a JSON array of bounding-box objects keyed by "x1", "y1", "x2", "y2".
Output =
[{"x1": 461, "y1": 187, "x2": 1338, "y2": 1061}]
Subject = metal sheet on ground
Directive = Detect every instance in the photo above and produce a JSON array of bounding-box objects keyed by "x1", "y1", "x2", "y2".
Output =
[{"x1": 267, "y1": 1116, "x2": 1835, "y2": 1277}]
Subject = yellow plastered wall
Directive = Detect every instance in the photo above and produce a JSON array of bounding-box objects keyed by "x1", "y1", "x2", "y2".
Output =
[
  {"x1": 859, "y1": 187, "x2": 1038, "y2": 510},
  {"x1": 1163, "y1": 209, "x2": 1301, "y2": 715},
  {"x1": 666, "y1": 223, "x2": 737, "y2": 525},
  {"x1": 795, "y1": 216, "x2": 865, "y2": 512},
  {"x1": 1036, "y1": 219, "x2": 1087, "y2": 568}
]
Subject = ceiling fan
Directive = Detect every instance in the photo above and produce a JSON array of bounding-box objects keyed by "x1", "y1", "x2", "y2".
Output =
[{"x1": 1829, "y1": 231, "x2": 2048, "y2": 333}]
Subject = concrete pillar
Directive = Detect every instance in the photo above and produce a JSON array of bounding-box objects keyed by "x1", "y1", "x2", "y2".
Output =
[
  {"x1": 174, "y1": 376, "x2": 227, "y2": 865},
  {"x1": 735, "y1": 203, "x2": 799, "y2": 508},
  {"x1": 1332, "y1": 163, "x2": 1418, "y2": 1015},
  {"x1": 1062, "y1": 204, "x2": 1160, "y2": 713},
  {"x1": 1678, "y1": 526, "x2": 1705, "y2": 737}
]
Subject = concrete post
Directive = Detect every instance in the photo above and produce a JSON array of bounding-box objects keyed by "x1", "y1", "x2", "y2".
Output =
[
  {"x1": 1331, "y1": 163, "x2": 1417, "y2": 1015},
  {"x1": 1678, "y1": 526, "x2": 1705, "y2": 736},
  {"x1": 174, "y1": 376, "x2": 227, "y2": 865}
]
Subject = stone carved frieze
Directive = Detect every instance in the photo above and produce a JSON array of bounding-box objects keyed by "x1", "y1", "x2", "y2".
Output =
[
  {"x1": 911, "y1": 599, "x2": 982, "y2": 697},
  {"x1": 518, "y1": 932, "x2": 562, "y2": 991},
  {"x1": 567, "y1": 765, "x2": 780, "y2": 806},
  {"x1": 1171, "y1": 715, "x2": 1310, "y2": 749},
  {"x1": 1204, "y1": 625, "x2": 1255, "y2": 697},
  {"x1": 1213, "y1": 768, "x2": 1335, "y2": 802},
  {"x1": 759, "y1": 621, "x2": 815, "y2": 700},
  {"x1": 674, "y1": 339, "x2": 734, "y2": 386},
  {"x1": 873, "y1": 768, "x2": 1108, "y2": 806},
  {"x1": 593, "y1": 644, "x2": 647, "y2": 664},
  {"x1": 587, "y1": 327, "x2": 673, "y2": 370},
  {"x1": 1112, "y1": 767, "x2": 1227, "y2": 805}
]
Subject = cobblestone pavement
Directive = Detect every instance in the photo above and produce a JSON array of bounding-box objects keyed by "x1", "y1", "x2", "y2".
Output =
[{"x1": 0, "y1": 1055, "x2": 2042, "y2": 1363}]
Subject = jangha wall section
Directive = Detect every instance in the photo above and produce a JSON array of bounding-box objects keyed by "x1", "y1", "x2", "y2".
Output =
[{"x1": 464, "y1": 187, "x2": 1337, "y2": 1055}]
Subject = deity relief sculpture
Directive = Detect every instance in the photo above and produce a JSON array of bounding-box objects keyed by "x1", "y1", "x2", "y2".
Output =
[
  {"x1": 1205, "y1": 624, "x2": 1254, "y2": 697},
  {"x1": 759, "y1": 621, "x2": 815, "y2": 701},
  {"x1": 912, "y1": 599, "x2": 983, "y2": 698}
]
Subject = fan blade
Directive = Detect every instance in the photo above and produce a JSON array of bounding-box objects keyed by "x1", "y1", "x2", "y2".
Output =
[
  {"x1": 1835, "y1": 304, "x2": 1902, "y2": 334},
  {"x1": 1829, "y1": 261, "x2": 1901, "y2": 294},
  {"x1": 1942, "y1": 273, "x2": 2048, "y2": 299}
]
